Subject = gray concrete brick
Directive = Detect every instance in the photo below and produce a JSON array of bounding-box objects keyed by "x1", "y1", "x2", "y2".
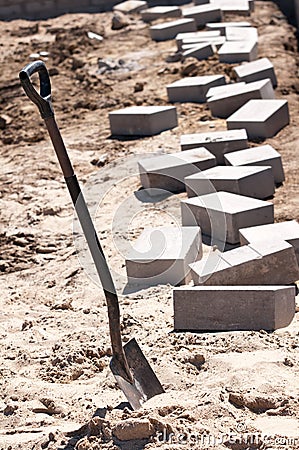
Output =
[
  {"x1": 227, "y1": 99, "x2": 290, "y2": 139},
  {"x1": 207, "y1": 82, "x2": 246, "y2": 98},
  {"x1": 182, "y1": 43, "x2": 214, "y2": 61},
  {"x1": 182, "y1": 4, "x2": 222, "y2": 27},
  {"x1": 173, "y1": 285, "x2": 296, "y2": 331},
  {"x1": 176, "y1": 30, "x2": 221, "y2": 50},
  {"x1": 206, "y1": 21, "x2": 251, "y2": 35},
  {"x1": 126, "y1": 226, "x2": 202, "y2": 286},
  {"x1": 138, "y1": 148, "x2": 216, "y2": 194},
  {"x1": 239, "y1": 220, "x2": 299, "y2": 265},
  {"x1": 233, "y1": 57, "x2": 277, "y2": 88},
  {"x1": 210, "y1": 0, "x2": 251, "y2": 15},
  {"x1": 179, "y1": 35, "x2": 226, "y2": 50},
  {"x1": 181, "y1": 191, "x2": 274, "y2": 244},
  {"x1": 167, "y1": 75, "x2": 225, "y2": 104},
  {"x1": 225, "y1": 26, "x2": 258, "y2": 41},
  {"x1": 190, "y1": 240, "x2": 299, "y2": 286},
  {"x1": 113, "y1": 0, "x2": 148, "y2": 14},
  {"x1": 208, "y1": 79, "x2": 275, "y2": 119},
  {"x1": 181, "y1": 129, "x2": 249, "y2": 164},
  {"x1": 218, "y1": 40, "x2": 258, "y2": 63},
  {"x1": 150, "y1": 18, "x2": 197, "y2": 41},
  {"x1": 185, "y1": 165, "x2": 275, "y2": 199},
  {"x1": 109, "y1": 106, "x2": 177, "y2": 136},
  {"x1": 141, "y1": 6, "x2": 181, "y2": 22},
  {"x1": 224, "y1": 144, "x2": 285, "y2": 184}
]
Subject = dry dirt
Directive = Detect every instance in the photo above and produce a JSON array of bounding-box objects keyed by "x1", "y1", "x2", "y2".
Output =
[{"x1": 0, "y1": 2, "x2": 299, "y2": 449}]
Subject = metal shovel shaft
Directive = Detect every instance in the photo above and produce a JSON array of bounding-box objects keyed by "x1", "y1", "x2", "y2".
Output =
[
  {"x1": 19, "y1": 61, "x2": 133, "y2": 385},
  {"x1": 45, "y1": 116, "x2": 133, "y2": 384}
]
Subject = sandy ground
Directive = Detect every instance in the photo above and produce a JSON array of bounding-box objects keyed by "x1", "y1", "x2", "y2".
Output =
[{"x1": 0, "y1": 1, "x2": 299, "y2": 449}]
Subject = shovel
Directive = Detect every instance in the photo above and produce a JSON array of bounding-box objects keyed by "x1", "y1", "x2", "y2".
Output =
[{"x1": 19, "y1": 60, "x2": 164, "y2": 410}]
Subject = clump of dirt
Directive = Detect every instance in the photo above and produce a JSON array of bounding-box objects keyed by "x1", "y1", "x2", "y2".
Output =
[
  {"x1": 0, "y1": 229, "x2": 39, "y2": 273},
  {"x1": 40, "y1": 339, "x2": 111, "y2": 382}
]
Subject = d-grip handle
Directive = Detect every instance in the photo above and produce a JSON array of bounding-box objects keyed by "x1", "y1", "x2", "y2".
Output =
[{"x1": 19, "y1": 60, "x2": 54, "y2": 119}]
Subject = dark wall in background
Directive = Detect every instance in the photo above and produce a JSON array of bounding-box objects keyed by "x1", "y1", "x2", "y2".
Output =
[
  {"x1": 0, "y1": 0, "x2": 189, "y2": 20},
  {"x1": 0, "y1": 0, "x2": 298, "y2": 25},
  {"x1": 273, "y1": 0, "x2": 297, "y2": 26}
]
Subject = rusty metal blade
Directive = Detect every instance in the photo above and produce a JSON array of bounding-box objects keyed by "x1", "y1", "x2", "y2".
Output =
[{"x1": 110, "y1": 338, "x2": 164, "y2": 410}]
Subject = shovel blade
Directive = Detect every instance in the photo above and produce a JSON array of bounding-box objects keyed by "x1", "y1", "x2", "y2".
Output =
[{"x1": 110, "y1": 338, "x2": 164, "y2": 410}]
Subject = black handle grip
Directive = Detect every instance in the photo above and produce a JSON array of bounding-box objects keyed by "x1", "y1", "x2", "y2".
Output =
[{"x1": 19, "y1": 60, "x2": 54, "y2": 119}]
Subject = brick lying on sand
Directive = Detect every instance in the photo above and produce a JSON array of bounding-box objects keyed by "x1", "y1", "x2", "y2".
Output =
[
  {"x1": 141, "y1": 6, "x2": 181, "y2": 22},
  {"x1": 233, "y1": 57, "x2": 277, "y2": 88},
  {"x1": 208, "y1": 78, "x2": 274, "y2": 119},
  {"x1": 218, "y1": 40, "x2": 258, "y2": 63},
  {"x1": 182, "y1": 44, "x2": 214, "y2": 61},
  {"x1": 184, "y1": 165, "x2": 275, "y2": 199},
  {"x1": 206, "y1": 82, "x2": 246, "y2": 98},
  {"x1": 138, "y1": 148, "x2": 216, "y2": 193},
  {"x1": 239, "y1": 220, "x2": 299, "y2": 264},
  {"x1": 173, "y1": 285, "x2": 296, "y2": 331},
  {"x1": 206, "y1": 21, "x2": 251, "y2": 35},
  {"x1": 181, "y1": 191, "x2": 274, "y2": 244},
  {"x1": 126, "y1": 226, "x2": 202, "y2": 286},
  {"x1": 182, "y1": 4, "x2": 222, "y2": 27},
  {"x1": 113, "y1": 0, "x2": 148, "y2": 14},
  {"x1": 210, "y1": 0, "x2": 251, "y2": 15},
  {"x1": 176, "y1": 30, "x2": 221, "y2": 50},
  {"x1": 225, "y1": 26, "x2": 258, "y2": 41},
  {"x1": 179, "y1": 36, "x2": 226, "y2": 50},
  {"x1": 167, "y1": 75, "x2": 226, "y2": 103},
  {"x1": 227, "y1": 99, "x2": 289, "y2": 139},
  {"x1": 109, "y1": 106, "x2": 177, "y2": 136},
  {"x1": 150, "y1": 18, "x2": 197, "y2": 41},
  {"x1": 181, "y1": 129, "x2": 249, "y2": 164},
  {"x1": 224, "y1": 144, "x2": 285, "y2": 184},
  {"x1": 189, "y1": 240, "x2": 299, "y2": 286}
]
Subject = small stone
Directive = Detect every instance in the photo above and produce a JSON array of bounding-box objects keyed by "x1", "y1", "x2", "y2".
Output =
[
  {"x1": 0, "y1": 116, "x2": 6, "y2": 129},
  {"x1": 112, "y1": 12, "x2": 129, "y2": 30},
  {"x1": 13, "y1": 237, "x2": 28, "y2": 247},
  {"x1": 91, "y1": 154, "x2": 108, "y2": 167},
  {"x1": 21, "y1": 320, "x2": 33, "y2": 331},
  {"x1": 38, "y1": 398, "x2": 63, "y2": 415},
  {"x1": 4, "y1": 403, "x2": 18, "y2": 416},
  {"x1": 188, "y1": 353, "x2": 205, "y2": 368},
  {"x1": 166, "y1": 52, "x2": 182, "y2": 63},
  {"x1": 72, "y1": 58, "x2": 85, "y2": 70},
  {"x1": 134, "y1": 82, "x2": 144, "y2": 92},
  {"x1": 88, "y1": 417, "x2": 111, "y2": 439},
  {"x1": 181, "y1": 60, "x2": 198, "y2": 76},
  {"x1": 113, "y1": 418, "x2": 154, "y2": 441},
  {"x1": 228, "y1": 392, "x2": 283, "y2": 413},
  {"x1": 283, "y1": 357, "x2": 294, "y2": 367},
  {"x1": 49, "y1": 68, "x2": 59, "y2": 76}
]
